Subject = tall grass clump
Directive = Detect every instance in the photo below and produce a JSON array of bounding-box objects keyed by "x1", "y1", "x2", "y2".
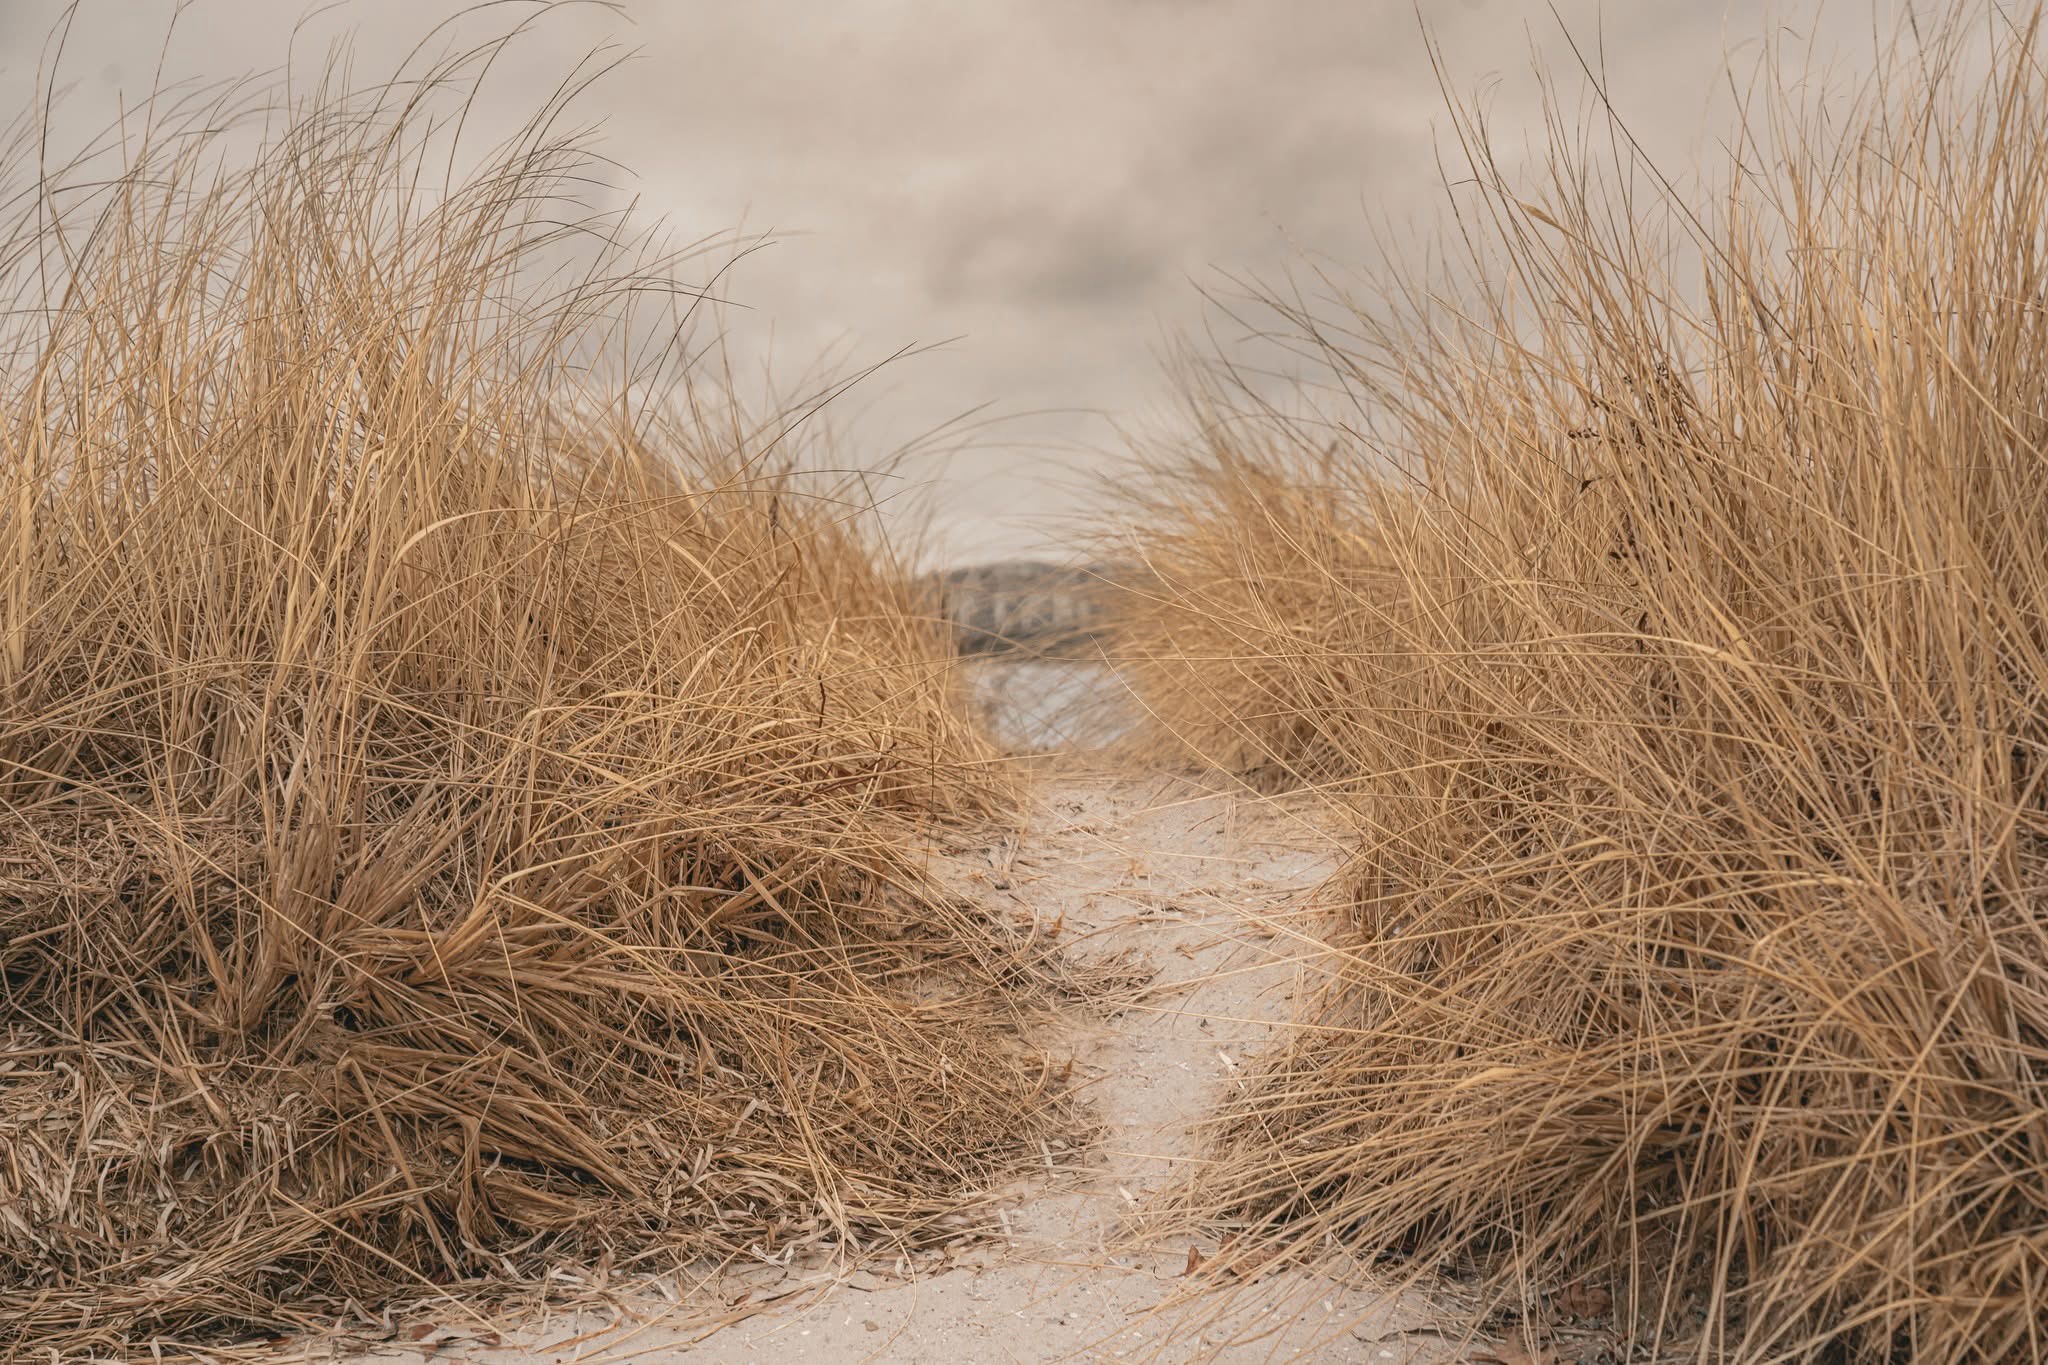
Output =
[
  {"x1": 0, "y1": 43, "x2": 1073, "y2": 1357},
  {"x1": 1119, "y1": 5, "x2": 2048, "y2": 1359},
  {"x1": 1111, "y1": 419, "x2": 1403, "y2": 786}
]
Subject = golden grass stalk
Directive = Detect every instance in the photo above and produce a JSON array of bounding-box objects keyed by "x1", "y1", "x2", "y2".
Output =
[
  {"x1": 1117, "y1": 5, "x2": 2048, "y2": 1359},
  {"x1": 0, "y1": 40, "x2": 1070, "y2": 1357}
]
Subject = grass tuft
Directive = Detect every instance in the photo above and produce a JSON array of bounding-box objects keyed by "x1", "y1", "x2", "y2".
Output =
[
  {"x1": 1115, "y1": 5, "x2": 2048, "y2": 1359},
  {"x1": 0, "y1": 40, "x2": 1072, "y2": 1357}
]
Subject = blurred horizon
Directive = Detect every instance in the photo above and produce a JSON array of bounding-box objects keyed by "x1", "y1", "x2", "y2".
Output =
[{"x1": 0, "y1": 0, "x2": 1894, "y2": 565}]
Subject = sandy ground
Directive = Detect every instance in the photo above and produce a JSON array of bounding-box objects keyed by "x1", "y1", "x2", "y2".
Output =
[
  {"x1": 331, "y1": 767, "x2": 1474, "y2": 1364},
  {"x1": 963, "y1": 657, "x2": 1126, "y2": 752}
]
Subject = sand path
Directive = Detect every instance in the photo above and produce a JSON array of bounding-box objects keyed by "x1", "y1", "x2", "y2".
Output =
[{"x1": 343, "y1": 769, "x2": 1465, "y2": 1364}]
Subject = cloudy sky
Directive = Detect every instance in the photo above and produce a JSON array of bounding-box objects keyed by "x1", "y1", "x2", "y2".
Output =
[{"x1": 0, "y1": 1, "x2": 1891, "y2": 563}]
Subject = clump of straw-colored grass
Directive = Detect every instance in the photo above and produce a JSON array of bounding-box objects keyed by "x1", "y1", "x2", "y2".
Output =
[
  {"x1": 0, "y1": 43, "x2": 1073, "y2": 1358},
  {"x1": 1118, "y1": 5, "x2": 2048, "y2": 1360},
  {"x1": 1110, "y1": 426, "x2": 1401, "y2": 787}
]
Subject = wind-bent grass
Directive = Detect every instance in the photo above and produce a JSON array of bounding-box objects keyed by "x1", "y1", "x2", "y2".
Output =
[
  {"x1": 1114, "y1": 5, "x2": 2048, "y2": 1360},
  {"x1": 0, "y1": 43, "x2": 1074, "y2": 1358}
]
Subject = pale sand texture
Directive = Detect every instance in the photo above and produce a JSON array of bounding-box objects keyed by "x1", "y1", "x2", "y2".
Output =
[{"x1": 331, "y1": 770, "x2": 1472, "y2": 1363}]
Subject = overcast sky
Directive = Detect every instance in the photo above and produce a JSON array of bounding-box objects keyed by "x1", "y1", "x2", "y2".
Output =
[{"x1": 0, "y1": 1, "x2": 1893, "y2": 563}]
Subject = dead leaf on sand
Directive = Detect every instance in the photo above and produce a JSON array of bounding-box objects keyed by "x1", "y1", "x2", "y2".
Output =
[
  {"x1": 1214, "y1": 1234, "x2": 1286, "y2": 1280},
  {"x1": 1466, "y1": 1340, "x2": 1557, "y2": 1365},
  {"x1": 1183, "y1": 1244, "x2": 1206, "y2": 1276},
  {"x1": 404, "y1": 1322, "x2": 504, "y2": 1358},
  {"x1": 1556, "y1": 1279, "x2": 1613, "y2": 1318}
]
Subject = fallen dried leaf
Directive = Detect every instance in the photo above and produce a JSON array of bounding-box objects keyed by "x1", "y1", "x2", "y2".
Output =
[
  {"x1": 1466, "y1": 1340, "x2": 1557, "y2": 1365},
  {"x1": 1557, "y1": 1280, "x2": 1612, "y2": 1318},
  {"x1": 1215, "y1": 1236, "x2": 1286, "y2": 1280},
  {"x1": 1183, "y1": 1244, "x2": 1205, "y2": 1275},
  {"x1": 402, "y1": 1323, "x2": 502, "y2": 1360}
]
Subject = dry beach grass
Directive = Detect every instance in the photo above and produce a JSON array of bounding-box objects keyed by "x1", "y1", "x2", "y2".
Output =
[
  {"x1": 0, "y1": 41, "x2": 1084, "y2": 1359},
  {"x1": 10, "y1": 0, "x2": 2048, "y2": 1361},
  {"x1": 1110, "y1": 4, "x2": 2048, "y2": 1360}
]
